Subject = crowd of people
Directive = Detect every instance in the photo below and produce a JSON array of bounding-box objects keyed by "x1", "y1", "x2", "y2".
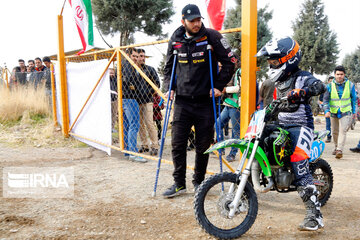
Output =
[{"x1": 8, "y1": 57, "x2": 53, "y2": 99}]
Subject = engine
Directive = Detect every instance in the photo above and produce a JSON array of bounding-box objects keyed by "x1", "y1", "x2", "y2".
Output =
[{"x1": 273, "y1": 167, "x2": 295, "y2": 190}]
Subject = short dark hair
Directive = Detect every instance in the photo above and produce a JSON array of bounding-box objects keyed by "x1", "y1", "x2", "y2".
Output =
[
  {"x1": 328, "y1": 76, "x2": 334, "y2": 80},
  {"x1": 43, "y1": 56, "x2": 51, "y2": 62},
  {"x1": 137, "y1": 48, "x2": 145, "y2": 54},
  {"x1": 35, "y1": 57, "x2": 42, "y2": 62},
  {"x1": 28, "y1": 60, "x2": 35, "y2": 64},
  {"x1": 125, "y1": 48, "x2": 137, "y2": 55},
  {"x1": 18, "y1": 59, "x2": 25, "y2": 63},
  {"x1": 334, "y1": 65, "x2": 346, "y2": 74}
]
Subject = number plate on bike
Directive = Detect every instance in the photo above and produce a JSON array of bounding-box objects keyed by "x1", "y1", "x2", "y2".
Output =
[{"x1": 245, "y1": 109, "x2": 266, "y2": 139}]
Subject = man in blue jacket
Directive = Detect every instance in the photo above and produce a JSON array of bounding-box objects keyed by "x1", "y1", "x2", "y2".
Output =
[{"x1": 323, "y1": 65, "x2": 357, "y2": 159}]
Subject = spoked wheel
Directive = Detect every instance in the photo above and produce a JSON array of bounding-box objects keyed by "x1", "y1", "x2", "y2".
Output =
[
  {"x1": 310, "y1": 158, "x2": 333, "y2": 206},
  {"x1": 194, "y1": 172, "x2": 258, "y2": 239}
]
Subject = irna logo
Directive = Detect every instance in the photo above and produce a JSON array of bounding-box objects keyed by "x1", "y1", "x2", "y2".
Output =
[
  {"x1": 3, "y1": 167, "x2": 74, "y2": 198},
  {"x1": 7, "y1": 173, "x2": 69, "y2": 188}
]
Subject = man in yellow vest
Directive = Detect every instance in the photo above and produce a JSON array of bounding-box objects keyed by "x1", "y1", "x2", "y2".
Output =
[{"x1": 323, "y1": 65, "x2": 358, "y2": 159}]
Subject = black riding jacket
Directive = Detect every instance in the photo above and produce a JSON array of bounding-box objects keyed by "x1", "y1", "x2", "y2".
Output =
[{"x1": 164, "y1": 24, "x2": 235, "y2": 97}]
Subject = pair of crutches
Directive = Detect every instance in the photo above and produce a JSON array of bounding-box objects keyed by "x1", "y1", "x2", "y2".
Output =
[{"x1": 152, "y1": 44, "x2": 223, "y2": 196}]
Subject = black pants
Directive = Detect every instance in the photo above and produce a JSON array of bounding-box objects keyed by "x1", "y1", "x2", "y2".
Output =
[
  {"x1": 155, "y1": 119, "x2": 162, "y2": 140},
  {"x1": 171, "y1": 96, "x2": 215, "y2": 187}
]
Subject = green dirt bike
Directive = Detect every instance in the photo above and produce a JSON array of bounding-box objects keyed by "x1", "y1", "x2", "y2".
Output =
[{"x1": 194, "y1": 98, "x2": 333, "y2": 239}]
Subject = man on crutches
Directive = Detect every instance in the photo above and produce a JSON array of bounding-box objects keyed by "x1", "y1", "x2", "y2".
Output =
[{"x1": 162, "y1": 4, "x2": 235, "y2": 198}]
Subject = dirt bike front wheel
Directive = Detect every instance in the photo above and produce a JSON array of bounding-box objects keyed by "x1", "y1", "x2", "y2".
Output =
[{"x1": 194, "y1": 172, "x2": 258, "y2": 239}]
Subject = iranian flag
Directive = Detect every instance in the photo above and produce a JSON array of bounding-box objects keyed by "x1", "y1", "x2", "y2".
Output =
[
  {"x1": 205, "y1": 0, "x2": 226, "y2": 30},
  {"x1": 68, "y1": 0, "x2": 94, "y2": 54}
]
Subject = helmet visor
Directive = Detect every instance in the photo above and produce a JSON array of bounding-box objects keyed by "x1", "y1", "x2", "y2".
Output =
[{"x1": 255, "y1": 46, "x2": 268, "y2": 57}]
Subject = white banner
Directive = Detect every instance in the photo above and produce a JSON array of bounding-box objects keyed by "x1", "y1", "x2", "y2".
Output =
[{"x1": 55, "y1": 60, "x2": 112, "y2": 155}]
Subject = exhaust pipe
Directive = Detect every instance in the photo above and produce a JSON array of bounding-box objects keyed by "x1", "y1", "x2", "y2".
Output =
[{"x1": 251, "y1": 161, "x2": 274, "y2": 193}]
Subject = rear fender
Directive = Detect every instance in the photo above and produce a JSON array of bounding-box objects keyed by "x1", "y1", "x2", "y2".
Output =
[{"x1": 205, "y1": 139, "x2": 272, "y2": 176}]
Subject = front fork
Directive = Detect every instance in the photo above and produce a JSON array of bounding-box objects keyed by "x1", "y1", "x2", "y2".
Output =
[{"x1": 228, "y1": 140, "x2": 260, "y2": 218}]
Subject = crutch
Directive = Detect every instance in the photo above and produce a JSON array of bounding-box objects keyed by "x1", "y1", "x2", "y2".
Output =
[
  {"x1": 152, "y1": 47, "x2": 177, "y2": 197},
  {"x1": 207, "y1": 44, "x2": 223, "y2": 175}
]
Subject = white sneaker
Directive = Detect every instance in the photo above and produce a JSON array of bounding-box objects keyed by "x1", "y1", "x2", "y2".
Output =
[{"x1": 129, "y1": 155, "x2": 147, "y2": 163}]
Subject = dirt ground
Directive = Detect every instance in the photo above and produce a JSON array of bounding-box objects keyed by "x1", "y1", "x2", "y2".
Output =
[{"x1": 1, "y1": 119, "x2": 360, "y2": 240}]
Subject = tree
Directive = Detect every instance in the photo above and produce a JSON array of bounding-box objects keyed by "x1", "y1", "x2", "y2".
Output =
[
  {"x1": 92, "y1": 0, "x2": 174, "y2": 46},
  {"x1": 343, "y1": 46, "x2": 360, "y2": 83},
  {"x1": 223, "y1": 0, "x2": 273, "y2": 81},
  {"x1": 292, "y1": 0, "x2": 339, "y2": 75}
]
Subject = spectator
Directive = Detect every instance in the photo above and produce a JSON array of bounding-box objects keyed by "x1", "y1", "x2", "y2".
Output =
[
  {"x1": 28, "y1": 60, "x2": 35, "y2": 72},
  {"x1": 15, "y1": 59, "x2": 27, "y2": 85},
  {"x1": 26, "y1": 65, "x2": 35, "y2": 83},
  {"x1": 10, "y1": 67, "x2": 17, "y2": 87},
  {"x1": 34, "y1": 57, "x2": 45, "y2": 89},
  {"x1": 42, "y1": 56, "x2": 52, "y2": 98},
  {"x1": 350, "y1": 140, "x2": 360, "y2": 153},
  {"x1": 136, "y1": 48, "x2": 160, "y2": 156},
  {"x1": 162, "y1": 4, "x2": 234, "y2": 198},
  {"x1": 259, "y1": 78, "x2": 275, "y2": 109},
  {"x1": 216, "y1": 61, "x2": 241, "y2": 162},
  {"x1": 319, "y1": 76, "x2": 334, "y2": 142},
  {"x1": 122, "y1": 48, "x2": 146, "y2": 163},
  {"x1": 109, "y1": 68, "x2": 118, "y2": 130},
  {"x1": 323, "y1": 65, "x2": 357, "y2": 159},
  {"x1": 153, "y1": 93, "x2": 164, "y2": 141},
  {"x1": 35, "y1": 57, "x2": 46, "y2": 71},
  {"x1": 43, "y1": 57, "x2": 51, "y2": 69},
  {"x1": 16, "y1": 59, "x2": 27, "y2": 72}
]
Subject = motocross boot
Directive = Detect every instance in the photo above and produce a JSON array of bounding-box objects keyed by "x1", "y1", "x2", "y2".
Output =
[{"x1": 297, "y1": 185, "x2": 324, "y2": 231}]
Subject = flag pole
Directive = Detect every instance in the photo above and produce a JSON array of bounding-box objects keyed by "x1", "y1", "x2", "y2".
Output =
[{"x1": 60, "y1": 0, "x2": 67, "y2": 16}]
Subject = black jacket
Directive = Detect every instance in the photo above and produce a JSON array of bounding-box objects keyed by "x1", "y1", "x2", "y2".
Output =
[
  {"x1": 164, "y1": 24, "x2": 235, "y2": 97},
  {"x1": 137, "y1": 64, "x2": 160, "y2": 104},
  {"x1": 122, "y1": 60, "x2": 141, "y2": 102}
]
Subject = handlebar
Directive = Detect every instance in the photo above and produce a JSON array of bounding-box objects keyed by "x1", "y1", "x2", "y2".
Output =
[{"x1": 265, "y1": 97, "x2": 289, "y2": 122}]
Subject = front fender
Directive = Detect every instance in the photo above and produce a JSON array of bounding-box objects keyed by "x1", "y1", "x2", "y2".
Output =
[{"x1": 205, "y1": 139, "x2": 272, "y2": 176}]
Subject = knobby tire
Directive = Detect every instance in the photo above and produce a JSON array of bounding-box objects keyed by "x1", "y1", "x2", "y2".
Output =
[
  {"x1": 310, "y1": 158, "x2": 333, "y2": 206},
  {"x1": 194, "y1": 172, "x2": 258, "y2": 239}
]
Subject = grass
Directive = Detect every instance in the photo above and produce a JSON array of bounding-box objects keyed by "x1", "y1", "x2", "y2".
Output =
[
  {"x1": 0, "y1": 84, "x2": 85, "y2": 148},
  {"x1": 0, "y1": 84, "x2": 50, "y2": 124}
]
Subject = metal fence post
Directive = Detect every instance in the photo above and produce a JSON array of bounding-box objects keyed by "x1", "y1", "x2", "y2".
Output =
[{"x1": 57, "y1": 15, "x2": 69, "y2": 137}]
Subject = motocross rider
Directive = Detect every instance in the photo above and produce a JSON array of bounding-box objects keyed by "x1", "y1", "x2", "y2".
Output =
[{"x1": 256, "y1": 37, "x2": 326, "y2": 231}]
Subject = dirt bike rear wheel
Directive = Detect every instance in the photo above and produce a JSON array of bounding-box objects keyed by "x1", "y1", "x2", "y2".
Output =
[
  {"x1": 310, "y1": 158, "x2": 333, "y2": 206},
  {"x1": 194, "y1": 172, "x2": 258, "y2": 239}
]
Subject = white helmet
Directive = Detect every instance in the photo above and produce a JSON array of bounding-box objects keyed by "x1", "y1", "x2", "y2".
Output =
[{"x1": 256, "y1": 37, "x2": 301, "y2": 82}]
